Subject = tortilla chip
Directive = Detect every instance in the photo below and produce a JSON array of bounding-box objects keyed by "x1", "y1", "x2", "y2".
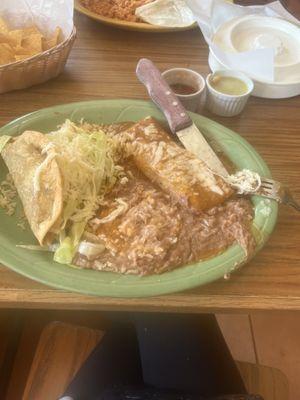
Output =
[
  {"x1": 0, "y1": 18, "x2": 62, "y2": 65},
  {"x1": 0, "y1": 17, "x2": 9, "y2": 33},
  {"x1": 0, "y1": 32, "x2": 9, "y2": 44},
  {"x1": 0, "y1": 30, "x2": 23, "y2": 47},
  {"x1": 8, "y1": 30, "x2": 24, "y2": 46},
  {"x1": 14, "y1": 54, "x2": 31, "y2": 62},
  {"x1": 14, "y1": 44, "x2": 38, "y2": 62},
  {"x1": 22, "y1": 33, "x2": 43, "y2": 54},
  {"x1": 22, "y1": 25, "x2": 41, "y2": 37},
  {"x1": 0, "y1": 43, "x2": 15, "y2": 65},
  {"x1": 14, "y1": 44, "x2": 26, "y2": 54},
  {"x1": 43, "y1": 27, "x2": 62, "y2": 51}
]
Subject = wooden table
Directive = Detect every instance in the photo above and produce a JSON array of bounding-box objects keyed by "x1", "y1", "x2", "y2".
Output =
[{"x1": 0, "y1": 13, "x2": 299, "y2": 313}]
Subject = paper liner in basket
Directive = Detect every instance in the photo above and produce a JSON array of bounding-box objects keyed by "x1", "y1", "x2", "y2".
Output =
[{"x1": 0, "y1": 0, "x2": 75, "y2": 93}]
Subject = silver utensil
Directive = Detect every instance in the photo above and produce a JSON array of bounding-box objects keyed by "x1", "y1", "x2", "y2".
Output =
[
  {"x1": 136, "y1": 58, "x2": 228, "y2": 177},
  {"x1": 256, "y1": 177, "x2": 300, "y2": 211}
]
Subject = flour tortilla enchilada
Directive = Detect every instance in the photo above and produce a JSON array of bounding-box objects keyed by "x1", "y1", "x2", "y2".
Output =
[
  {"x1": 1, "y1": 131, "x2": 63, "y2": 246},
  {"x1": 116, "y1": 117, "x2": 233, "y2": 212},
  {"x1": 1, "y1": 121, "x2": 120, "y2": 263}
]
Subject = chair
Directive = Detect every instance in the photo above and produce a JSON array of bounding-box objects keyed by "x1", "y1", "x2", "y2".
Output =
[
  {"x1": 22, "y1": 322, "x2": 289, "y2": 400},
  {"x1": 22, "y1": 322, "x2": 104, "y2": 400},
  {"x1": 236, "y1": 361, "x2": 289, "y2": 400}
]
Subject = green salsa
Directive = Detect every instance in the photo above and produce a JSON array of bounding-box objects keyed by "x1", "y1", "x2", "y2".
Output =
[{"x1": 210, "y1": 75, "x2": 248, "y2": 96}]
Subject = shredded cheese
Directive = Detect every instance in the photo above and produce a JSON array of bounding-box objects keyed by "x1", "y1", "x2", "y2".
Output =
[
  {"x1": 0, "y1": 174, "x2": 17, "y2": 216},
  {"x1": 0, "y1": 135, "x2": 11, "y2": 153},
  {"x1": 91, "y1": 198, "x2": 129, "y2": 225},
  {"x1": 78, "y1": 241, "x2": 106, "y2": 260},
  {"x1": 48, "y1": 120, "x2": 119, "y2": 224},
  {"x1": 45, "y1": 119, "x2": 122, "y2": 264},
  {"x1": 33, "y1": 151, "x2": 57, "y2": 194},
  {"x1": 225, "y1": 169, "x2": 261, "y2": 194}
]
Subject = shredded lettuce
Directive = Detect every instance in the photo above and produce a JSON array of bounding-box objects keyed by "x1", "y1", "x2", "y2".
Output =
[
  {"x1": 0, "y1": 135, "x2": 11, "y2": 153},
  {"x1": 16, "y1": 245, "x2": 53, "y2": 252},
  {"x1": 46, "y1": 120, "x2": 119, "y2": 264}
]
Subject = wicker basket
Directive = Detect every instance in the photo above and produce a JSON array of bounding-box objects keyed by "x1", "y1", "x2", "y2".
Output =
[{"x1": 0, "y1": 27, "x2": 76, "y2": 94}]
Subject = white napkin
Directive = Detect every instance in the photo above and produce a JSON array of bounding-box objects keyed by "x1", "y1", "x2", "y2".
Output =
[
  {"x1": 0, "y1": 0, "x2": 74, "y2": 39},
  {"x1": 186, "y1": 0, "x2": 299, "y2": 82}
]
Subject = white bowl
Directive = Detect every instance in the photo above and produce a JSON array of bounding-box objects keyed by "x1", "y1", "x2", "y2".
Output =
[
  {"x1": 206, "y1": 70, "x2": 254, "y2": 117},
  {"x1": 211, "y1": 14, "x2": 300, "y2": 99},
  {"x1": 162, "y1": 68, "x2": 206, "y2": 112}
]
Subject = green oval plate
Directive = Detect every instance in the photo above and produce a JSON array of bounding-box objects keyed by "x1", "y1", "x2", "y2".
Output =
[{"x1": 0, "y1": 100, "x2": 278, "y2": 297}]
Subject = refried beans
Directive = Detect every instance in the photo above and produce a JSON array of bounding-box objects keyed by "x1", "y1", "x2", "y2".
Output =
[
  {"x1": 80, "y1": 0, "x2": 154, "y2": 22},
  {"x1": 74, "y1": 156, "x2": 256, "y2": 275}
]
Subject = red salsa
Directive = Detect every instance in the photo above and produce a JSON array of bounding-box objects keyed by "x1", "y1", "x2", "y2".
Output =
[{"x1": 170, "y1": 83, "x2": 197, "y2": 95}]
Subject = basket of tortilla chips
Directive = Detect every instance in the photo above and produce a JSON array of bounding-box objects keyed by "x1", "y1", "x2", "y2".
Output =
[{"x1": 0, "y1": 0, "x2": 75, "y2": 94}]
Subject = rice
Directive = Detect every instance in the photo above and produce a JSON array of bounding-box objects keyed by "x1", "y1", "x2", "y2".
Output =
[{"x1": 80, "y1": 0, "x2": 154, "y2": 22}]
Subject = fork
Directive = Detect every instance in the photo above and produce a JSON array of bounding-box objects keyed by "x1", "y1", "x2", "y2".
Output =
[{"x1": 255, "y1": 177, "x2": 300, "y2": 212}]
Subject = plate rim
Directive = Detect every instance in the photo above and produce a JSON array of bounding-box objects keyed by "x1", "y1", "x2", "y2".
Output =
[
  {"x1": 74, "y1": 0, "x2": 197, "y2": 33},
  {"x1": 0, "y1": 99, "x2": 278, "y2": 298}
]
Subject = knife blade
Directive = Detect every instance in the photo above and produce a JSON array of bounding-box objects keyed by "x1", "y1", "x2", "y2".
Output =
[{"x1": 136, "y1": 58, "x2": 228, "y2": 177}]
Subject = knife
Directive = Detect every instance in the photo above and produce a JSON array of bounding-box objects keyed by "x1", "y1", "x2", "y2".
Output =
[{"x1": 136, "y1": 58, "x2": 228, "y2": 177}]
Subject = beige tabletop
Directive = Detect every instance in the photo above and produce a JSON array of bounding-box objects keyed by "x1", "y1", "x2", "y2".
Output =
[{"x1": 0, "y1": 12, "x2": 299, "y2": 313}]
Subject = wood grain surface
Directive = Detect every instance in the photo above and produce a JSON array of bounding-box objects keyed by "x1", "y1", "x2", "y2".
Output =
[
  {"x1": 236, "y1": 361, "x2": 289, "y2": 400},
  {"x1": 0, "y1": 12, "x2": 299, "y2": 312},
  {"x1": 22, "y1": 322, "x2": 103, "y2": 400}
]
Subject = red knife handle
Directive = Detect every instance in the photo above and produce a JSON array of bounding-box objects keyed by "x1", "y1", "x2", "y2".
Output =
[{"x1": 136, "y1": 58, "x2": 192, "y2": 134}]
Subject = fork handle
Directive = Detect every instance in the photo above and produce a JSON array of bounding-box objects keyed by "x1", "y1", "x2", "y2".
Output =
[
  {"x1": 285, "y1": 198, "x2": 300, "y2": 212},
  {"x1": 282, "y1": 188, "x2": 300, "y2": 212}
]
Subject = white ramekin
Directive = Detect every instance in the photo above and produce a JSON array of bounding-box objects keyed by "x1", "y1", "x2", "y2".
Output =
[
  {"x1": 162, "y1": 68, "x2": 206, "y2": 112},
  {"x1": 208, "y1": 50, "x2": 300, "y2": 99},
  {"x1": 206, "y1": 70, "x2": 254, "y2": 117}
]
